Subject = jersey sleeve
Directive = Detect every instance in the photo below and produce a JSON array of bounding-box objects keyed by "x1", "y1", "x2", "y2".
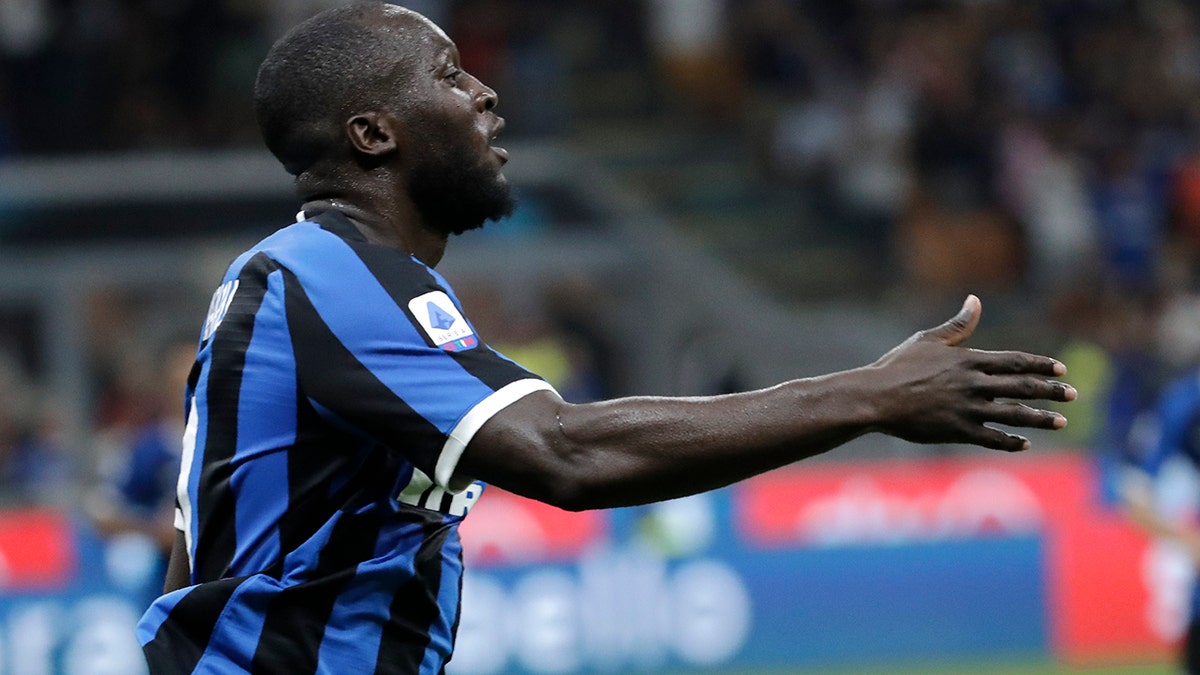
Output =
[{"x1": 276, "y1": 227, "x2": 555, "y2": 492}]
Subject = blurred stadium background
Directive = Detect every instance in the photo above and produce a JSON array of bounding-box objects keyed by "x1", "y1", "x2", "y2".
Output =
[{"x1": 0, "y1": 0, "x2": 1198, "y2": 673}]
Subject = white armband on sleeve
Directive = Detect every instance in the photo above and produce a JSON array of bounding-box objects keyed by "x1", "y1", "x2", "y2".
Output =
[{"x1": 436, "y1": 379, "x2": 558, "y2": 492}]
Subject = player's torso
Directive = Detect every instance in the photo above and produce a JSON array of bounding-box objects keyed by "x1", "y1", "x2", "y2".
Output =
[{"x1": 181, "y1": 222, "x2": 487, "y2": 582}]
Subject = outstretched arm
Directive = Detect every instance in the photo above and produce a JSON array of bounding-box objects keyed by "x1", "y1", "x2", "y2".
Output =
[{"x1": 457, "y1": 296, "x2": 1075, "y2": 511}]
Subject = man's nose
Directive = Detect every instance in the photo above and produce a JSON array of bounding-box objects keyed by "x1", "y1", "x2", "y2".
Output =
[{"x1": 475, "y1": 81, "x2": 498, "y2": 111}]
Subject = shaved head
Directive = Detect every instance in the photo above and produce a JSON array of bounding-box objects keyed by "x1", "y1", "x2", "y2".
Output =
[
  {"x1": 255, "y1": 2, "x2": 514, "y2": 236},
  {"x1": 254, "y1": 3, "x2": 434, "y2": 175}
]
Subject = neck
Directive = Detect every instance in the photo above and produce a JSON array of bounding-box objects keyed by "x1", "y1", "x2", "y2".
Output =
[{"x1": 300, "y1": 195, "x2": 449, "y2": 268}]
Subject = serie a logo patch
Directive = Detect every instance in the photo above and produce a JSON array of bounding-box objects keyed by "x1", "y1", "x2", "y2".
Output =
[{"x1": 408, "y1": 290, "x2": 478, "y2": 351}]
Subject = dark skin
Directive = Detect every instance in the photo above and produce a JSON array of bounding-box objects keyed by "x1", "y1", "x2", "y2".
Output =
[
  {"x1": 293, "y1": 8, "x2": 507, "y2": 266},
  {"x1": 462, "y1": 296, "x2": 1073, "y2": 510},
  {"x1": 166, "y1": 7, "x2": 1075, "y2": 592}
]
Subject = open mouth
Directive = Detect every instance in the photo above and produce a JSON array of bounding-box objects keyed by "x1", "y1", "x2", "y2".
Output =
[{"x1": 488, "y1": 117, "x2": 507, "y2": 164}]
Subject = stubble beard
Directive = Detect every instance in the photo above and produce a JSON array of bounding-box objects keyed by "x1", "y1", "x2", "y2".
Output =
[{"x1": 408, "y1": 139, "x2": 516, "y2": 236}]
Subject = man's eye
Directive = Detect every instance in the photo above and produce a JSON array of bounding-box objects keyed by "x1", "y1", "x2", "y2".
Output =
[{"x1": 445, "y1": 70, "x2": 461, "y2": 83}]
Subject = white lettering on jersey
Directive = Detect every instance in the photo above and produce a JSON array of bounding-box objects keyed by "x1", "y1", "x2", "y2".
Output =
[
  {"x1": 202, "y1": 279, "x2": 240, "y2": 341},
  {"x1": 396, "y1": 467, "x2": 483, "y2": 517}
]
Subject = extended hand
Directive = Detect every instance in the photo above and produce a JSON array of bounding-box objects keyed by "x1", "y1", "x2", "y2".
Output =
[{"x1": 868, "y1": 295, "x2": 1075, "y2": 451}]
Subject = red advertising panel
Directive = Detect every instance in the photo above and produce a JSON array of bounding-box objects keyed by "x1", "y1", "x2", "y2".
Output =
[
  {"x1": 459, "y1": 488, "x2": 608, "y2": 566},
  {"x1": 734, "y1": 452, "x2": 1174, "y2": 663},
  {"x1": 0, "y1": 508, "x2": 75, "y2": 590}
]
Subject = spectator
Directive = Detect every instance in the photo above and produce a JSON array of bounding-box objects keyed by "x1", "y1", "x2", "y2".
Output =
[
  {"x1": 87, "y1": 338, "x2": 196, "y2": 556},
  {"x1": 1117, "y1": 291, "x2": 1200, "y2": 671},
  {"x1": 0, "y1": 353, "x2": 72, "y2": 506}
]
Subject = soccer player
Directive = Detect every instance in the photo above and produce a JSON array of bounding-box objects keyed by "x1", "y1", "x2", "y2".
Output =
[
  {"x1": 136, "y1": 3, "x2": 1076, "y2": 673},
  {"x1": 1118, "y1": 367, "x2": 1200, "y2": 672}
]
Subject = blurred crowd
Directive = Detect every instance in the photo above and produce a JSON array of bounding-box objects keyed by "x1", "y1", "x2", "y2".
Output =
[
  {"x1": 737, "y1": 0, "x2": 1200, "y2": 293},
  {"x1": 7, "y1": 0, "x2": 1200, "y2": 281},
  {"x1": 4, "y1": 0, "x2": 1200, "y2": 289},
  {"x1": 0, "y1": 0, "x2": 561, "y2": 155}
]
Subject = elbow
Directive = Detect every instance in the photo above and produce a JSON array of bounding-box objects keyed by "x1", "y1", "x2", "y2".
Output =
[
  {"x1": 532, "y1": 493, "x2": 588, "y2": 512},
  {"x1": 502, "y1": 410, "x2": 602, "y2": 511},
  {"x1": 540, "y1": 484, "x2": 595, "y2": 512},
  {"x1": 466, "y1": 396, "x2": 613, "y2": 512},
  {"x1": 517, "y1": 460, "x2": 601, "y2": 512},
  {"x1": 512, "y1": 433, "x2": 608, "y2": 511}
]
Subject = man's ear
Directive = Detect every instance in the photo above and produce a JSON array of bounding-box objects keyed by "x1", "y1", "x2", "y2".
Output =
[{"x1": 345, "y1": 111, "x2": 402, "y2": 159}]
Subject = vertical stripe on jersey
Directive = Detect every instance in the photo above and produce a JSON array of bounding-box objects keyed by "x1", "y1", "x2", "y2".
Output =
[
  {"x1": 143, "y1": 576, "x2": 250, "y2": 674},
  {"x1": 313, "y1": 508, "x2": 439, "y2": 670},
  {"x1": 426, "y1": 526, "x2": 464, "y2": 675},
  {"x1": 276, "y1": 393, "x2": 354, "y2": 556},
  {"x1": 192, "y1": 574, "x2": 279, "y2": 670},
  {"x1": 281, "y1": 267, "x2": 449, "y2": 479},
  {"x1": 194, "y1": 253, "x2": 277, "y2": 582},
  {"x1": 442, "y1": 543, "x2": 466, "y2": 675},
  {"x1": 373, "y1": 520, "x2": 453, "y2": 675},
  {"x1": 174, "y1": 359, "x2": 203, "y2": 567},
  {"x1": 176, "y1": 399, "x2": 200, "y2": 573},
  {"x1": 183, "y1": 356, "x2": 213, "y2": 581},
  {"x1": 229, "y1": 267, "x2": 293, "y2": 574},
  {"x1": 250, "y1": 510, "x2": 385, "y2": 673}
]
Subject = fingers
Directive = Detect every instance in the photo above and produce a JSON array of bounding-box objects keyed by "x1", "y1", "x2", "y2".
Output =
[
  {"x1": 977, "y1": 401, "x2": 1067, "y2": 430},
  {"x1": 963, "y1": 426, "x2": 1031, "y2": 452},
  {"x1": 954, "y1": 402, "x2": 1063, "y2": 454},
  {"x1": 920, "y1": 295, "x2": 981, "y2": 347},
  {"x1": 946, "y1": 378, "x2": 1070, "y2": 454},
  {"x1": 967, "y1": 349, "x2": 1067, "y2": 377},
  {"x1": 975, "y1": 374, "x2": 1077, "y2": 402}
]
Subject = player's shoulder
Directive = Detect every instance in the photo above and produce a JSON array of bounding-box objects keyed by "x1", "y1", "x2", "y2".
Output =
[
  {"x1": 234, "y1": 219, "x2": 424, "y2": 280},
  {"x1": 250, "y1": 220, "x2": 348, "y2": 264},
  {"x1": 245, "y1": 222, "x2": 459, "y2": 321},
  {"x1": 215, "y1": 222, "x2": 315, "y2": 279}
]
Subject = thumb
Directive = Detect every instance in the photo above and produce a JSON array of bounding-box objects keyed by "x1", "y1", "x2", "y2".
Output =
[{"x1": 921, "y1": 294, "x2": 981, "y2": 346}]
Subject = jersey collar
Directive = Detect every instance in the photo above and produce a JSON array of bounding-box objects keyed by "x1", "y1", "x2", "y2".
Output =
[{"x1": 302, "y1": 208, "x2": 370, "y2": 244}]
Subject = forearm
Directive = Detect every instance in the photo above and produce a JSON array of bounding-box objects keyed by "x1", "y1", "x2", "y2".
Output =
[
  {"x1": 464, "y1": 295, "x2": 1072, "y2": 511},
  {"x1": 469, "y1": 369, "x2": 880, "y2": 510}
]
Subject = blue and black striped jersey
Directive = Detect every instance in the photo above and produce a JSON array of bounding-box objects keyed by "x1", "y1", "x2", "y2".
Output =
[{"x1": 136, "y1": 209, "x2": 554, "y2": 674}]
